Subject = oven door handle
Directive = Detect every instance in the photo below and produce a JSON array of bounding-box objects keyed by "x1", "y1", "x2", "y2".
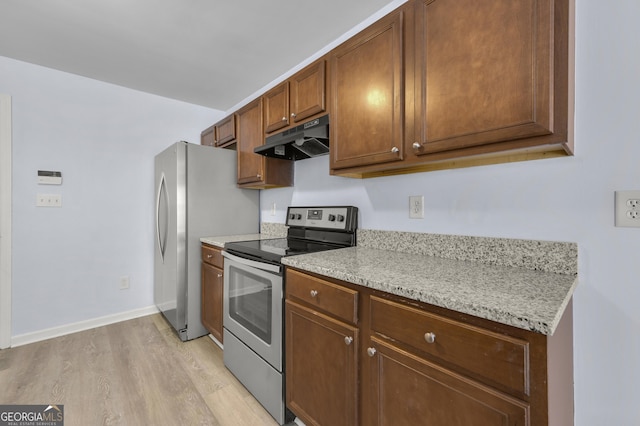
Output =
[{"x1": 221, "y1": 250, "x2": 282, "y2": 274}]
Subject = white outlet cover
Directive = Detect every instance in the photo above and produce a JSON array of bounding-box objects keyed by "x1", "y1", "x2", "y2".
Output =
[
  {"x1": 615, "y1": 190, "x2": 640, "y2": 227},
  {"x1": 409, "y1": 195, "x2": 424, "y2": 219}
]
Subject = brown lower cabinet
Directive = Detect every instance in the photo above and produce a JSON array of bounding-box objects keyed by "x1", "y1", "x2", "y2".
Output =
[
  {"x1": 286, "y1": 301, "x2": 359, "y2": 426},
  {"x1": 201, "y1": 244, "x2": 224, "y2": 343},
  {"x1": 285, "y1": 268, "x2": 574, "y2": 426}
]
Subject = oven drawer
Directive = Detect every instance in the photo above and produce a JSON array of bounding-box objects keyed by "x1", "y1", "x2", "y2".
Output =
[
  {"x1": 202, "y1": 244, "x2": 223, "y2": 269},
  {"x1": 370, "y1": 295, "x2": 530, "y2": 396},
  {"x1": 286, "y1": 270, "x2": 358, "y2": 324}
]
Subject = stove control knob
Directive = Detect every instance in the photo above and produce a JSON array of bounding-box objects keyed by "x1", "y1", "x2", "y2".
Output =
[
  {"x1": 296, "y1": 214, "x2": 302, "y2": 220},
  {"x1": 337, "y1": 214, "x2": 345, "y2": 222},
  {"x1": 328, "y1": 214, "x2": 336, "y2": 221},
  {"x1": 289, "y1": 213, "x2": 296, "y2": 220}
]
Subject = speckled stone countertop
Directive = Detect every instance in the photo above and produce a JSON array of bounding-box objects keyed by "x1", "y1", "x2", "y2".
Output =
[
  {"x1": 282, "y1": 229, "x2": 577, "y2": 336},
  {"x1": 200, "y1": 222, "x2": 287, "y2": 248}
]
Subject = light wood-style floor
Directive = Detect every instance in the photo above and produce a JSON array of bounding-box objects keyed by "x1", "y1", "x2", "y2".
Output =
[{"x1": 0, "y1": 314, "x2": 279, "y2": 426}]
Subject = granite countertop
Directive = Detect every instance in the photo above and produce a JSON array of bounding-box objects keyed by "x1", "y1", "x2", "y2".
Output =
[
  {"x1": 200, "y1": 233, "x2": 276, "y2": 248},
  {"x1": 201, "y1": 226, "x2": 576, "y2": 336},
  {"x1": 200, "y1": 222, "x2": 288, "y2": 248},
  {"x1": 282, "y1": 232, "x2": 578, "y2": 336}
]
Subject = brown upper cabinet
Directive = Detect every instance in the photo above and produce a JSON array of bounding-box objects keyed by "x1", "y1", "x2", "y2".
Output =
[
  {"x1": 330, "y1": 9, "x2": 405, "y2": 171},
  {"x1": 214, "y1": 114, "x2": 237, "y2": 147},
  {"x1": 330, "y1": 0, "x2": 574, "y2": 178},
  {"x1": 200, "y1": 115, "x2": 236, "y2": 148},
  {"x1": 264, "y1": 59, "x2": 328, "y2": 135},
  {"x1": 201, "y1": 124, "x2": 215, "y2": 147},
  {"x1": 236, "y1": 97, "x2": 293, "y2": 189}
]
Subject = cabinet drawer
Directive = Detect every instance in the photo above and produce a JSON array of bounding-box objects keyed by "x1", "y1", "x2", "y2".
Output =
[
  {"x1": 370, "y1": 296, "x2": 529, "y2": 397},
  {"x1": 286, "y1": 270, "x2": 358, "y2": 324},
  {"x1": 201, "y1": 245, "x2": 223, "y2": 269}
]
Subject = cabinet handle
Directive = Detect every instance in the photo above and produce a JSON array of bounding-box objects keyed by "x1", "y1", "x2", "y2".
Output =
[
  {"x1": 344, "y1": 336, "x2": 353, "y2": 345},
  {"x1": 256, "y1": 174, "x2": 262, "y2": 179},
  {"x1": 282, "y1": 116, "x2": 287, "y2": 121},
  {"x1": 217, "y1": 273, "x2": 222, "y2": 278},
  {"x1": 206, "y1": 254, "x2": 213, "y2": 258},
  {"x1": 291, "y1": 112, "x2": 297, "y2": 118},
  {"x1": 412, "y1": 142, "x2": 421, "y2": 149},
  {"x1": 367, "y1": 347, "x2": 377, "y2": 357},
  {"x1": 310, "y1": 290, "x2": 318, "y2": 298},
  {"x1": 424, "y1": 332, "x2": 436, "y2": 344},
  {"x1": 391, "y1": 146, "x2": 399, "y2": 153}
]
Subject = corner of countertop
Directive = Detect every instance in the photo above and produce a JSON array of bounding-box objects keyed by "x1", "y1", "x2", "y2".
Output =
[{"x1": 200, "y1": 222, "x2": 288, "y2": 248}]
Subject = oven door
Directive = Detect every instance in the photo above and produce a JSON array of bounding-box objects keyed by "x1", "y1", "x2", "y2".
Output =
[{"x1": 222, "y1": 250, "x2": 283, "y2": 371}]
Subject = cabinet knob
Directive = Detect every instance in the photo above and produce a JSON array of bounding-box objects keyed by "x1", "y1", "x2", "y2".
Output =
[
  {"x1": 424, "y1": 332, "x2": 436, "y2": 344},
  {"x1": 391, "y1": 146, "x2": 399, "y2": 153},
  {"x1": 310, "y1": 290, "x2": 318, "y2": 298},
  {"x1": 217, "y1": 273, "x2": 222, "y2": 278},
  {"x1": 282, "y1": 116, "x2": 287, "y2": 121},
  {"x1": 344, "y1": 336, "x2": 353, "y2": 345},
  {"x1": 206, "y1": 254, "x2": 213, "y2": 258},
  {"x1": 412, "y1": 142, "x2": 421, "y2": 149},
  {"x1": 256, "y1": 174, "x2": 262, "y2": 179},
  {"x1": 367, "y1": 347, "x2": 377, "y2": 357},
  {"x1": 291, "y1": 112, "x2": 297, "y2": 118}
]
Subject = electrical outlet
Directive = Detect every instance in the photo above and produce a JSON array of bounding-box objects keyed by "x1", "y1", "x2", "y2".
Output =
[
  {"x1": 119, "y1": 275, "x2": 130, "y2": 290},
  {"x1": 409, "y1": 195, "x2": 424, "y2": 219},
  {"x1": 615, "y1": 190, "x2": 640, "y2": 227}
]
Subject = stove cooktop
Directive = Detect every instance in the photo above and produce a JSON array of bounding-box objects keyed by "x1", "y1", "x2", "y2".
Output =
[
  {"x1": 224, "y1": 206, "x2": 358, "y2": 265},
  {"x1": 224, "y1": 237, "x2": 348, "y2": 264}
]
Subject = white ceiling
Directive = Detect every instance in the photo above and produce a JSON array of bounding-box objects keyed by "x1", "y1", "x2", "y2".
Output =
[{"x1": 0, "y1": 0, "x2": 397, "y2": 112}]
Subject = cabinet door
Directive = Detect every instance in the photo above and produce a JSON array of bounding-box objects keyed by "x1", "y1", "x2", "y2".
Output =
[
  {"x1": 264, "y1": 81, "x2": 290, "y2": 134},
  {"x1": 215, "y1": 114, "x2": 237, "y2": 147},
  {"x1": 201, "y1": 124, "x2": 215, "y2": 147},
  {"x1": 364, "y1": 336, "x2": 529, "y2": 426},
  {"x1": 236, "y1": 98, "x2": 265, "y2": 186},
  {"x1": 413, "y1": 0, "x2": 554, "y2": 155},
  {"x1": 330, "y1": 9, "x2": 404, "y2": 170},
  {"x1": 285, "y1": 300, "x2": 359, "y2": 426},
  {"x1": 290, "y1": 60, "x2": 326, "y2": 124},
  {"x1": 201, "y1": 262, "x2": 223, "y2": 343}
]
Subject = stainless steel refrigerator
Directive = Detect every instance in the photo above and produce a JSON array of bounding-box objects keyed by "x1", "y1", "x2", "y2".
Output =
[{"x1": 154, "y1": 141, "x2": 259, "y2": 341}]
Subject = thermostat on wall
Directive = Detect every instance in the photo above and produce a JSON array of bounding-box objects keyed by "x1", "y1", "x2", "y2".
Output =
[{"x1": 38, "y1": 170, "x2": 62, "y2": 185}]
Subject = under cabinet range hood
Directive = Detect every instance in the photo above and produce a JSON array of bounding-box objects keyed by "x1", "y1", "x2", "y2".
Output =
[{"x1": 254, "y1": 114, "x2": 329, "y2": 160}]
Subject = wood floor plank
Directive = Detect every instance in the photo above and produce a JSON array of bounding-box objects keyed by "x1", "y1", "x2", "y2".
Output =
[
  {"x1": 0, "y1": 314, "x2": 280, "y2": 426},
  {"x1": 205, "y1": 384, "x2": 279, "y2": 426}
]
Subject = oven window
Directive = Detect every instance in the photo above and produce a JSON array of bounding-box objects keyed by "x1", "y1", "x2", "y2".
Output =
[{"x1": 227, "y1": 265, "x2": 273, "y2": 343}]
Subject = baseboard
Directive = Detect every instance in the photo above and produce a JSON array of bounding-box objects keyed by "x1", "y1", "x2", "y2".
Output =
[
  {"x1": 11, "y1": 305, "x2": 160, "y2": 347},
  {"x1": 208, "y1": 334, "x2": 224, "y2": 350}
]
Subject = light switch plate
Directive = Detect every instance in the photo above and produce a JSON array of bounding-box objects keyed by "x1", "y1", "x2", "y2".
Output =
[{"x1": 36, "y1": 193, "x2": 62, "y2": 207}]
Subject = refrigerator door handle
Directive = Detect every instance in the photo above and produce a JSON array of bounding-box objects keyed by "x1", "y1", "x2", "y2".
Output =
[{"x1": 156, "y1": 173, "x2": 169, "y2": 263}]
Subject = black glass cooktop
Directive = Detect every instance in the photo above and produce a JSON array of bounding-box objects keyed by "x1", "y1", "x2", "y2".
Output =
[{"x1": 224, "y1": 237, "x2": 346, "y2": 264}]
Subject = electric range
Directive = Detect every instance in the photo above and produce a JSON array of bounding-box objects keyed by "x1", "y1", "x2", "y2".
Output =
[
  {"x1": 224, "y1": 206, "x2": 358, "y2": 265},
  {"x1": 220, "y1": 206, "x2": 358, "y2": 425}
]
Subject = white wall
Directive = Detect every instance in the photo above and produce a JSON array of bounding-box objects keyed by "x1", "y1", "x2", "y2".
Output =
[
  {"x1": 260, "y1": 0, "x2": 640, "y2": 424},
  {"x1": 0, "y1": 56, "x2": 222, "y2": 337}
]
